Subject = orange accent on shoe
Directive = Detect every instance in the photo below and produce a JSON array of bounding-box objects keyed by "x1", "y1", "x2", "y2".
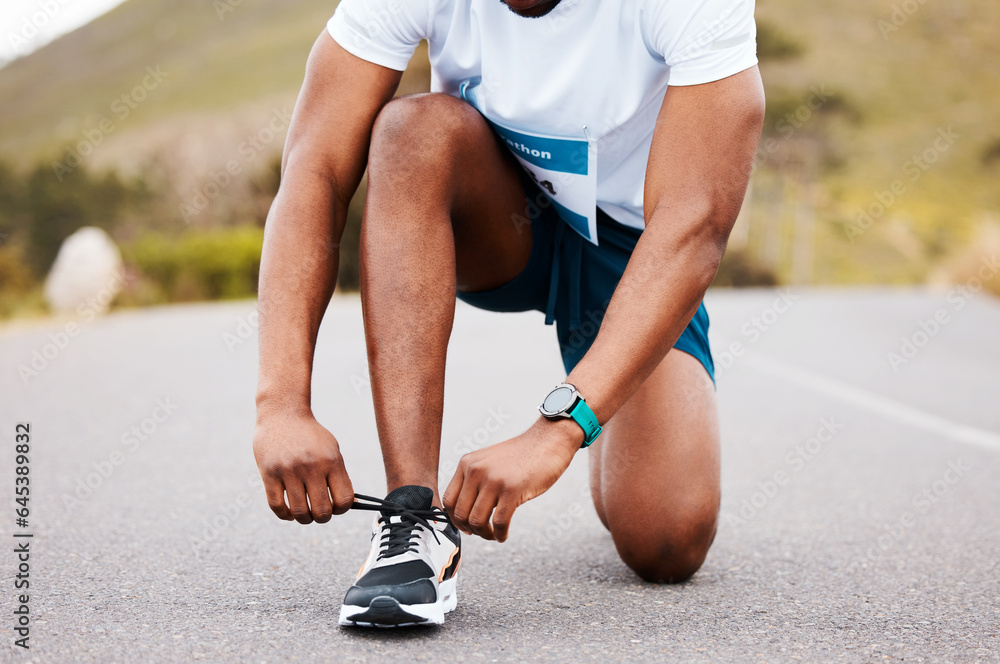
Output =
[{"x1": 439, "y1": 547, "x2": 460, "y2": 582}]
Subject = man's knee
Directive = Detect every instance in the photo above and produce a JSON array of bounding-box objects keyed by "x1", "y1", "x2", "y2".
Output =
[
  {"x1": 611, "y1": 508, "x2": 718, "y2": 584},
  {"x1": 369, "y1": 93, "x2": 481, "y2": 170}
]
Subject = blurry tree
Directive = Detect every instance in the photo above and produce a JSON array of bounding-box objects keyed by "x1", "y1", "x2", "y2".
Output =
[
  {"x1": 713, "y1": 249, "x2": 778, "y2": 287},
  {"x1": 0, "y1": 240, "x2": 34, "y2": 293},
  {"x1": 981, "y1": 138, "x2": 1000, "y2": 168},
  {"x1": 248, "y1": 156, "x2": 283, "y2": 226},
  {"x1": 756, "y1": 21, "x2": 806, "y2": 61},
  {"x1": 22, "y1": 163, "x2": 137, "y2": 276}
]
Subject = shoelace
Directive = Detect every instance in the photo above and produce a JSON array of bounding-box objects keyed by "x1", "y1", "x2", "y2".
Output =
[{"x1": 351, "y1": 494, "x2": 452, "y2": 560}]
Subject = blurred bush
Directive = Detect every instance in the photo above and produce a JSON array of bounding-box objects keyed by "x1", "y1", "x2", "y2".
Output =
[
  {"x1": 929, "y1": 219, "x2": 1000, "y2": 298},
  {"x1": 0, "y1": 158, "x2": 276, "y2": 319},
  {"x1": 0, "y1": 239, "x2": 46, "y2": 319},
  {"x1": 756, "y1": 20, "x2": 805, "y2": 61},
  {"x1": 713, "y1": 249, "x2": 778, "y2": 287},
  {"x1": 0, "y1": 160, "x2": 144, "y2": 318},
  {"x1": 981, "y1": 139, "x2": 1000, "y2": 168},
  {"x1": 0, "y1": 240, "x2": 34, "y2": 292},
  {"x1": 1, "y1": 161, "x2": 140, "y2": 274},
  {"x1": 120, "y1": 226, "x2": 264, "y2": 305},
  {"x1": 1, "y1": 162, "x2": 141, "y2": 276}
]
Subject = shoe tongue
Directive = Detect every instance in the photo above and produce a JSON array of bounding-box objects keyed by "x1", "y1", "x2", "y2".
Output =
[{"x1": 383, "y1": 485, "x2": 433, "y2": 513}]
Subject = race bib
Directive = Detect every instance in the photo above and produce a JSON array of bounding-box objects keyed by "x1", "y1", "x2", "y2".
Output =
[{"x1": 460, "y1": 79, "x2": 599, "y2": 244}]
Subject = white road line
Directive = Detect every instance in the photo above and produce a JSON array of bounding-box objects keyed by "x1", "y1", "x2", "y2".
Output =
[{"x1": 740, "y1": 351, "x2": 1000, "y2": 453}]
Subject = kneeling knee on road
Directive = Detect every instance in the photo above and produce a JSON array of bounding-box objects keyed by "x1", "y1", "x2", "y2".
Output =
[{"x1": 613, "y1": 516, "x2": 717, "y2": 584}]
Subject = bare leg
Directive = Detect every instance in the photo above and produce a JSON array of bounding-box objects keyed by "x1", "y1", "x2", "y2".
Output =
[
  {"x1": 589, "y1": 349, "x2": 721, "y2": 583},
  {"x1": 361, "y1": 93, "x2": 533, "y2": 506}
]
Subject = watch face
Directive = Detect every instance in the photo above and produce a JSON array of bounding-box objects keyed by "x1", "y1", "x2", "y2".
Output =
[{"x1": 542, "y1": 386, "x2": 574, "y2": 415}]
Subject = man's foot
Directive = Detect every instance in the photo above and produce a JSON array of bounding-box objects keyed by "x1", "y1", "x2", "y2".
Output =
[{"x1": 339, "y1": 486, "x2": 461, "y2": 627}]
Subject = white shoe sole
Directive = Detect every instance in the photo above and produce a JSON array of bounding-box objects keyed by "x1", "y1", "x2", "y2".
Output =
[{"x1": 338, "y1": 577, "x2": 457, "y2": 627}]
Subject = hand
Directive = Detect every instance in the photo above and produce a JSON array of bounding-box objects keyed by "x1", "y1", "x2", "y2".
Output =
[
  {"x1": 252, "y1": 409, "x2": 355, "y2": 524},
  {"x1": 443, "y1": 418, "x2": 581, "y2": 542}
]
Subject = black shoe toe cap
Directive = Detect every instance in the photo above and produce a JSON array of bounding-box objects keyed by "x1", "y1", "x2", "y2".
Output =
[{"x1": 344, "y1": 578, "x2": 437, "y2": 607}]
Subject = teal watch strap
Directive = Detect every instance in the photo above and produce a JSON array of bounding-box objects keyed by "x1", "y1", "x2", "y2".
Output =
[{"x1": 568, "y1": 398, "x2": 603, "y2": 448}]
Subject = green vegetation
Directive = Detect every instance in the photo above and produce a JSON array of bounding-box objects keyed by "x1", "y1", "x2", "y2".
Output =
[
  {"x1": 0, "y1": 0, "x2": 431, "y2": 161},
  {"x1": 0, "y1": 162, "x2": 139, "y2": 318},
  {"x1": 0, "y1": 0, "x2": 997, "y2": 320},
  {"x1": 121, "y1": 226, "x2": 264, "y2": 304},
  {"x1": 745, "y1": 0, "x2": 1000, "y2": 288},
  {"x1": 0, "y1": 157, "x2": 275, "y2": 318},
  {"x1": 0, "y1": 240, "x2": 44, "y2": 319}
]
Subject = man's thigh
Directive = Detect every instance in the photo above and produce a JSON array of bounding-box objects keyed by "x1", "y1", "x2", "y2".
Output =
[{"x1": 365, "y1": 92, "x2": 535, "y2": 293}]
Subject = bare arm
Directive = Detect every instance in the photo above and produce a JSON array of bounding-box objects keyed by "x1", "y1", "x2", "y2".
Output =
[
  {"x1": 253, "y1": 33, "x2": 402, "y2": 523},
  {"x1": 444, "y1": 66, "x2": 765, "y2": 540},
  {"x1": 568, "y1": 66, "x2": 766, "y2": 424}
]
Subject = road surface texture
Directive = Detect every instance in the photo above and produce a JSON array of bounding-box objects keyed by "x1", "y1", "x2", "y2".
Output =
[{"x1": 1, "y1": 288, "x2": 998, "y2": 663}]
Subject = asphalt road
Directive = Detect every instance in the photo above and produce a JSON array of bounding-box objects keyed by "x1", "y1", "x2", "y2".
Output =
[{"x1": 1, "y1": 288, "x2": 998, "y2": 663}]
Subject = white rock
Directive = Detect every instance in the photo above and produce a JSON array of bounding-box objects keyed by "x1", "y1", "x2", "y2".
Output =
[{"x1": 44, "y1": 227, "x2": 125, "y2": 315}]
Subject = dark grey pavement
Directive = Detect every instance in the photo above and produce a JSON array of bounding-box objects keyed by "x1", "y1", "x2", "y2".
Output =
[{"x1": 1, "y1": 288, "x2": 998, "y2": 662}]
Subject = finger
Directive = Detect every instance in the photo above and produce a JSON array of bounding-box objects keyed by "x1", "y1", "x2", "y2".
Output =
[
  {"x1": 264, "y1": 477, "x2": 293, "y2": 521},
  {"x1": 285, "y1": 481, "x2": 314, "y2": 524},
  {"x1": 442, "y1": 463, "x2": 465, "y2": 514},
  {"x1": 492, "y1": 495, "x2": 518, "y2": 543},
  {"x1": 450, "y1": 471, "x2": 482, "y2": 535},
  {"x1": 305, "y1": 476, "x2": 333, "y2": 523},
  {"x1": 328, "y1": 466, "x2": 355, "y2": 516},
  {"x1": 467, "y1": 483, "x2": 500, "y2": 541}
]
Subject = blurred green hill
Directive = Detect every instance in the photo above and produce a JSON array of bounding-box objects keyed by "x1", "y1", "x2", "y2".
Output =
[
  {"x1": 0, "y1": 0, "x2": 429, "y2": 164},
  {"x1": 749, "y1": 0, "x2": 1000, "y2": 287},
  {"x1": 0, "y1": 0, "x2": 998, "y2": 312}
]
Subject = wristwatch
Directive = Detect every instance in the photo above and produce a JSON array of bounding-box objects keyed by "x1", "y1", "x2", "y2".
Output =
[{"x1": 538, "y1": 383, "x2": 603, "y2": 448}]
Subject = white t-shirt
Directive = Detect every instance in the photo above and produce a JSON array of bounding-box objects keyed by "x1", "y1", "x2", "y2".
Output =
[{"x1": 328, "y1": 0, "x2": 757, "y2": 243}]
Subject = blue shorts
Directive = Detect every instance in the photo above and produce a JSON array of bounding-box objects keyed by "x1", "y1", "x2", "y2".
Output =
[{"x1": 457, "y1": 200, "x2": 715, "y2": 381}]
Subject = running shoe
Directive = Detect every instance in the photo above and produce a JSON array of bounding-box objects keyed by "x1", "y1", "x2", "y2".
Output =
[{"x1": 338, "y1": 485, "x2": 461, "y2": 627}]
